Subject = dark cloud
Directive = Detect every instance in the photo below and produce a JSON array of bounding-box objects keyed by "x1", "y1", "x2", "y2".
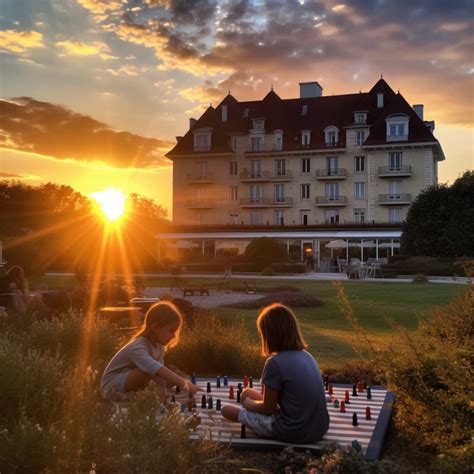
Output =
[{"x1": 0, "y1": 98, "x2": 173, "y2": 169}]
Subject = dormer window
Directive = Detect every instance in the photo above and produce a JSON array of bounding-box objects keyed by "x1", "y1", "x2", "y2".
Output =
[
  {"x1": 301, "y1": 105, "x2": 308, "y2": 116},
  {"x1": 274, "y1": 130, "x2": 283, "y2": 151},
  {"x1": 253, "y1": 119, "x2": 264, "y2": 130},
  {"x1": 324, "y1": 126, "x2": 339, "y2": 146},
  {"x1": 301, "y1": 130, "x2": 311, "y2": 147},
  {"x1": 193, "y1": 129, "x2": 212, "y2": 152},
  {"x1": 354, "y1": 113, "x2": 367, "y2": 124},
  {"x1": 386, "y1": 114, "x2": 409, "y2": 142}
]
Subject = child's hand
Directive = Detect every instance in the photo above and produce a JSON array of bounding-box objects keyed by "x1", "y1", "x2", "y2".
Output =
[{"x1": 185, "y1": 381, "x2": 203, "y2": 395}]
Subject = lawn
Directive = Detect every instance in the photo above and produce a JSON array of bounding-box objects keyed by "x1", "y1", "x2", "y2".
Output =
[{"x1": 37, "y1": 274, "x2": 462, "y2": 367}]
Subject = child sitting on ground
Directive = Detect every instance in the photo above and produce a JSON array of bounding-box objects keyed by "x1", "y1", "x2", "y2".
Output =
[
  {"x1": 222, "y1": 303, "x2": 330, "y2": 443},
  {"x1": 100, "y1": 301, "x2": 202, "y2": 401}
]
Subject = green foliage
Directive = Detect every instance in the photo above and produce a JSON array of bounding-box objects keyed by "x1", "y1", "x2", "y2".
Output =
[
  {"x1": 271, "y1": 262, "x2": 306, "y2": 273},
  {"x1": 383, "y1": 256, "x2": 470, "y2": 277},
  {"x1": 412, "y1": 273, "x2": 428, "y2": 283},
  {"x1": 167, "y1": 312, "x2": 263, "y2": 376},
  {"x1": 261, "y1": 266, "x2": 276, "y2": 276},
  {"x1": 243, "y1": 237, "x2": 290, "y2": 270},
  {"x1": 401, "y1": 171, "x2": 474, "y2": 257}
]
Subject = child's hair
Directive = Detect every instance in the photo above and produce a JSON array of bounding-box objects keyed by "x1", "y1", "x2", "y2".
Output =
[
  {"x1": 133, "y1": 301, "x2": 183, "y2": 348},
  {"x1": 7, "y1": 265, "x2": 26, "y2": 293},
  {"x1": 256, "y1": 303, "x2": 307, "y2": 356}
]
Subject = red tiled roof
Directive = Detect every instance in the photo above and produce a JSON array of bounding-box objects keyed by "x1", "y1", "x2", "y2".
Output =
[{"x1": 166, "y1": 79, "x2": 439, "y2": 158}]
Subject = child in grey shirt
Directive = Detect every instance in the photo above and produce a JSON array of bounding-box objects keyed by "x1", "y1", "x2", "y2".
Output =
[{"x1": 100, "y1": 301, "x2": 201, "y2": 401}]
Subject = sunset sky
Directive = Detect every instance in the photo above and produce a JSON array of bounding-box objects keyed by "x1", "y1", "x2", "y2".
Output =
[{"x1": 1, "y1": 0, "x2": 473, "y2": 216}]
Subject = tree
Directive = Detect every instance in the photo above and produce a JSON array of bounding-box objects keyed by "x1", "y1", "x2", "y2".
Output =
[
  {"x1": 401, "y1": 171, "x2": 474, "y2": 257},
  {"x1": 243, "y1": 237, "x2": 289, "y2": 270}
]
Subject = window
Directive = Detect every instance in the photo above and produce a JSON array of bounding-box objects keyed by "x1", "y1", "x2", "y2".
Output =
[
  {"x1": 275, "y1": 159, "x2": 286, "y2": 176},
  {"x1": 354, "y1": 182, "x2": 366, "y2": 199},
  {"x1": 301, "y1": 105, "x2": 308, "y2": 116},
  {"x1": 275, "y1": 184, "x2": 285, "y2": 203},
  {"x1": 196, "y1": 161, "x2": 207, "y2": 177},
  {"x1": 274, "y1": 210, "x2": 284, "y2": 226},
  {"x1": 300, "y1": 183, "x2": 310, "y2": 199},
  {"x1": 300, "y1": 210, "x2": 310, "y2": 226},
  {"x1": 229, "y1": 161, "x2": 238, "y2": 176},
  {"x1": 325, "y1": 209, "x2": 339, "y2": 224},
  {"x1": 356, "y1": 130, "x2": 365, "y2": 146},
  {"x1": 194, "y1": 133, "x2": 210, "y2": 151},
  {"x1": 326, "y1": 156, "x2": 339, "y2": 175},
  {"x1": 231, "y1": 137, "x2": 237, "y2": 151},
  {"x1": 274, "y1": 130, "x2": 283, "y2": 150},
  {"x1": 325, "y1": 182, "x2": 339, "y2": 199},
  {"x1": 354, "y1": 113, "x2": 366, "y2": 124},
  {"x1": 250, "y1": 184, "x2": 263, "y2": 203},
  {"x1": 389, "y1": 208, "x2": 402, "y2": 223},
  {"x1": 251, "y1": 136, "x2": 263, "y2": 151},
  {"x1": 301, "y1": 131, "x2": 311, "y2": 146},
  {"x1": 250, "y1": 211, "x2": 263, "y2": 225},
  {"x1": 229, "y1": 185, "x2": 238, "y2": 201},
  {"x1": 354, "y1": 209, "x2": 366, "y2": 223},
  {"x1": 301, "y1": 158, "x2": 311, "y2": 173},
  {"x1": 386, "y1": 115, "x2": 409, "y2": 141},
  {"x1": 354, "y1": 156, "x2": 365, "y2": 172},
  {"x1": 389, "y1": 152, "x2": 402, "y2": 170},
  {"x1": 253, "y1": 120, "x2": 264, "y2": 129},
  {"x1": 389, "y1": 180, "x2": 401, "y2": 196},
  {"x1": 324, "y1": 126, "x2": 339, "y2": 146},
  {"x1": 228, "y1": 211, "x2": 239, "y2": 224},
  {"x1": 250, "y1": 160, "x2": 261, "y2": 177},
  {"x1": 390, "y1": 124, "x2": 405, "y2": 136}
]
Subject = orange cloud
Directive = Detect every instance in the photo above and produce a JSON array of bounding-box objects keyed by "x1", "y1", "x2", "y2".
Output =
[
  {"x1": 0, "y1": 30, "x2": 44, "y2": 53},
  {"x1": 55, "y1": 40, "x2": 115, "y2": 60},
  {"x1": 76, "y1": 0, "x2": 121, "y2": 15}
]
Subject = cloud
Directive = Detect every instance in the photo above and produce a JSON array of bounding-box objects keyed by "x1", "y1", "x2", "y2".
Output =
[
  {"x1": 75, "y1": 0, "x2": 473, "y2": 126},
  {"x1": 55, "y1": 40, "x2": 116, "y2": 60},
  {"x1": 0, "y1": 30, "x2": 44, "y2": 53},
  {"x1": 0, "y1": 171, "x2": 24, "y2": 178},
  {"x1": 76, "y1": 0, "x2": 121, "y2": 15},
  {"x1": 0, "y1": 97, "x2": 174, "y2": 169}
]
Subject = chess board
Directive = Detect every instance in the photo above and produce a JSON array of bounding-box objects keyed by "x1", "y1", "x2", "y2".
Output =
[{"x1": 184, "y1": 377, "x2": 395, "y2": 461}]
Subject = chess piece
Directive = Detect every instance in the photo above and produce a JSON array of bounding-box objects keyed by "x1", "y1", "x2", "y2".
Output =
[
  {"x1": 216, "y1": 399, "x2": 222, "y2": 411},
  {"x1": 367, "y1": 386, "x2": 372, "y2": 400},
  {"x1": 176, "y1": 384, "x2": 181, "y2": 394},
  {"x1": 340, "y1": 400, "x2": 346, "y2": 413},
  {"x1": 328, "y1": 384, "x2": 333, "y2": 396},
  {"x1": 351, "y1": 440, "x2": 362, "y2": 452},
  {"x1": 352, "y1": 383, "x2": 358, "y2": 397},
  {"x1": 333, "y1": 399, "x2": 340, "y2": 409},
  {"x1": 352, "y1": 412, "x2": 358, "y2": 426},
  {"x1": 365, "y1": 406, "x2": 371, "y2": 420},
  {"x1": 236, "y1": 389, "x2": 241, "y2": 403},
  {"x1": 229, "y1": 385, "x2": 235, "y2": 399},
  {"x1": 201, "y1": 395, "x2": 207, "y2": 408},
  {"x1": 223, "y1": 376, "x2": 228, "y2": 387},
  {"x1": 240, "y1": 424, "x2": 246, "y2": 439},
  {"x1": 345, "y1": 390, "x2": 350, "y2": 404},
  {"x1": 357, "y1": 381, "x2": 364, "y2": 393},
  {"x1": 249, "y1": 377, "x2": 253, "y2": 388},
  {"x1": 207, "y1": 382, "x2": 212, "y2": 393},
  {"x1": 191, "y1": 373, "x2": 196, "y2": 385},
  {"x1": 216, "y1": 376, "x2": 221, "y2": 388},
  {"x1": 324, "y1": 374, "x2": 329, "y2": 390},
  {"x1": 207, "y1": 396, "x2": 213, "y2": 409}
]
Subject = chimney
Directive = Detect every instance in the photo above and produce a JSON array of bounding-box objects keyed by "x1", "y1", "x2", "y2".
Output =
[
  {"x1": 377, "y1": 93, "x2": 384, "y2": 108},
  {"x1": 221, "y1": 105, "x2": 228, "y2": 122},
  {"x1": 413, "y1": 104, "x2": 424, "y2": 120},
  {"x1": 189, "y1": 117, "x2": 197, "y2": 129},
  {"x1": 176, "y1": 136, "x2": 183, "y2": 143},
  {"x1": 299, "y1": 81, "x2": 323, "y2": 98}
]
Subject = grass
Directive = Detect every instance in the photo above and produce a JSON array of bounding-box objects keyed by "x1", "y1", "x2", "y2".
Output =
[{"x1": 36, "y1": 274, "x2": 462, "y2": 368}]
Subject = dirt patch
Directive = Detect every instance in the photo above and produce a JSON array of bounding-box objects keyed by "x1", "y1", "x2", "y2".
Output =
[{"x1": 220, "y1": 291, "x2": 323, "y2": 309}]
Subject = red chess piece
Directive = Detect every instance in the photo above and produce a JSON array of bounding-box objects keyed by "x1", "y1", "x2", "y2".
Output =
[
  {"x1": 328, "y1": 384, "x2": 333, "y2": 395},
  {"x1": 243, "y1": 375, "x2": 249, "y2": 388},
  {"x1": 345, "y1": 390, "x2": 350, "y2": 402},
  {"x1": 357, "y1": 382, "x2": 364, "y2": 393},
  {"x1": 365, "y1": 406, "x2": 371, "y2": 420},
  {"x1": 340, "y1": 400, "x2": 346, "y2": 413},
  {"x1": 229, "y1": 385, "x2": 235, "y2": 399}
]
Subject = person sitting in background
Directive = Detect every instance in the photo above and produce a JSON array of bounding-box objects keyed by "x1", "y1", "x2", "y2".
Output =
[
  {"x1": 98, "y1": 278, "x2": 129, "y2": 307},
  {"x1": 70, "y1": 270, "x2": 90, "y2": 310},
  {"x1": 0, "y1": 265, "x2": 29, "y2": 313}
]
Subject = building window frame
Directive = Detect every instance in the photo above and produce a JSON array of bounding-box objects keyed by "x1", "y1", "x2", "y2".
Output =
[
  {"x1": 324, "y1": 126, "x2": 339, "y2": 146},
  {"x1": 229, "y1": 185, "x2": 238, "y2": 201},
  {"x1": 274, "y1": 210, "x2": 284, "y2": 226},
  {"x1": 354, "y1": 182, "x2": 366, "y2": 199},
  {"x1": 389, "y1": 208, "x2": 402, "y2": 223},
  {"x1": 300, "y1": 183, "x2": 310, "y2": 200},
  {"x1": 325, "y1": 209, "x2": 340, "y2": 224},
  {"x1": 389, "y1": 152, "x2": 403, "y2": 170},
  {"x1": 354, "y1": 155, "x2": 365, "y2": 173},
  {"x1": 355, "y1": 130, "x2": 365, "y2": 147},
  {"x1": 301, "y1": 157, "x2": 311, "y2": 174},
  {"x1": 250, "y1": 211, "x2": 263, "y2": 225},
  {"x1": 229, "y1": 161, "x2": 238, "y2": 176},
  {"x1": 274, "y1": 130, "x2": 283, "y2": 151},
  {"x1": 354, "y1": 209, "x2": 366, "y2": 223}
]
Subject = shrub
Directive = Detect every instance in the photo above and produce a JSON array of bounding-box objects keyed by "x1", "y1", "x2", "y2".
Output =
[
  {"x1": 382, "y1": 256, "x2": 470, "y2": 277},
  {"x1": 166, "y1": 312, "x2": 263, "y2": 377},
  {"x1": 243, "y1": 237, "x2": 289, "y2": 270},
  {"x1": 412, "y1": 273, "x2": 428, "y2": 283},
  {"x1": 221, "y1": 291, "x2": 323, "y2": 309},
  {"x1": 261, "y1": 266, "x2": 276, "y2": 276},
  {"x1": 271, "y1": 262, "x2": 306, "y2": 273}
]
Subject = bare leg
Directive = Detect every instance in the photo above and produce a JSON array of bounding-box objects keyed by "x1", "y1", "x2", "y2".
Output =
[
  {"x1": 221, "y1": 404, "x2": 242, "y2": 422},
  {"x1": 241, "y1": 387, "x2": 263, "y2": 402},
  {"x1": 124, "y1": 368, "x2": 151, "y2": 392}
]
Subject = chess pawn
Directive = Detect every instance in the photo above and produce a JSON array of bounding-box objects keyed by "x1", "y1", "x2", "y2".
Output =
[
  {"x1": 328, "y1": 384, "x2": 333, "y2": 396},
  {"x1": 191, "y1": 373, "x2": 196, "y2": 385},
  {"x1": 206, "y1": 382, "x2": 212, "y2": 393},
  {"x1": 365, "y1": 406, "x2": 371, "y2": 420},
  {"x1": 352, "y1": 383, "x2": 358, "y2": 397},
  {"x1": 236, "y1": 389, "x2": 241, "y2": 403},
  {"x1": 366, "y1": 386, "x2": 372, "y2": 400},
  {"x1": 229, "y1": 385, "x2": 235, "y2": 399},
  {"x1": 345, "y1": 390, "x2": 350, "y2": 404},
  {"x1": 201, "y1": 395, "x2": 207, "y2": 408},
  {"x1": 223, "y1": 376, "x2": 228, "y2": 387},
  {"x1": 340, "y1": 400, "x2": 346, "y2": 413},
  {"x1": 216, "y1": 399, "x2": 222, "y2": 411},
  {"x1": 357, "y1": 381, "x2": 364, "y2": 393},
  {"x1": 324, "y1": 375, "x2": 329, "y2": 390},
  {"x1": 352, "y1": 412, "x2": 358, "y2": 426},
  {"x1": 207, "y1": 396, "x2": 213, "y2": 409},
  {"x1": 240, "y1": 424, "x2": 246, "y2": 439},
  {"x1": 249, "y1": 377, "x2": 253, "y2": 388},
  {"x1": 216, "y1": 376, "x2": 221, "y2": 388},
  {"x1": 176, "y1": 384, "x2": 181, "y2": 394},
  {"x1": 333, "y1": 399, "x2": 340, "y2": 409}
]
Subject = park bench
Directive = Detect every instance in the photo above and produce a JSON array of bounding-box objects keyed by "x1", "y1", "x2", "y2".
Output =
[{"x1": 182, "y1": 288, "x2": 210, "y2": 297}]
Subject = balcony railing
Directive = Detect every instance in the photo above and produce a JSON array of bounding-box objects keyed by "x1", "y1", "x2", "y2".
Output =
[
  {"x1": 378, "y1": 193, "x2": 412, "y2": 205},
  {"x1": 316, "y1": 168, "x2": 347, "y2": 179},
  {"x1": 186, "y1": 173, "x2": 215, "y2": 183},
  {"x1": 378, "y1": 166, "x2": 412, "y2": 177},
  {"x1": 240, "y1": 197, "x2": 293, "y2": 207},
  {"x1": 240, "y1": 171, "x2": 272, "y2": 182},
  {"x1": 183, "y1": 198, "x2": 220, "y2": 209},
  {"x1": 271, "y1": 170, "x2": 293, "y2": 180},
  {"x1": 193, "y1": 145, "x2": 211, "y2": 152},
  {"x1": 387, "y1": 134, "x2": 408, "y2": 142},
  {"x1": 315, "y1": 196, "x2": 347, "y2": 206}
]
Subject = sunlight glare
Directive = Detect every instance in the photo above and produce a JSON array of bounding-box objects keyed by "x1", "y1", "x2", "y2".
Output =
[{"x1": 91, "y1": 188, "x2": 126, "y2": 221}]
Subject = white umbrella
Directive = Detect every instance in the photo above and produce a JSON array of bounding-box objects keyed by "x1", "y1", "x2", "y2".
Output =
[
  {"x1": 326, "y1": 239, "x2": 348, "y2": 249},
  {"x1": 350, "y1": 241, "x2": 376, "y2": 248},
  {"x1": 379, "y1": 242, "x2": 400, "y2": 248}
]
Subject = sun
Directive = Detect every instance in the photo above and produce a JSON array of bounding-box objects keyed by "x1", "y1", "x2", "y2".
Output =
[{"x1": 91, "y1": 188, "x2": 126, "y2": 221}]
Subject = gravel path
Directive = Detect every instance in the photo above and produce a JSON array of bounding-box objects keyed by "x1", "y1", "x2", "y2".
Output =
[{"x1": 143, "y1": 287, "x2": 264, "y2": 308}]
